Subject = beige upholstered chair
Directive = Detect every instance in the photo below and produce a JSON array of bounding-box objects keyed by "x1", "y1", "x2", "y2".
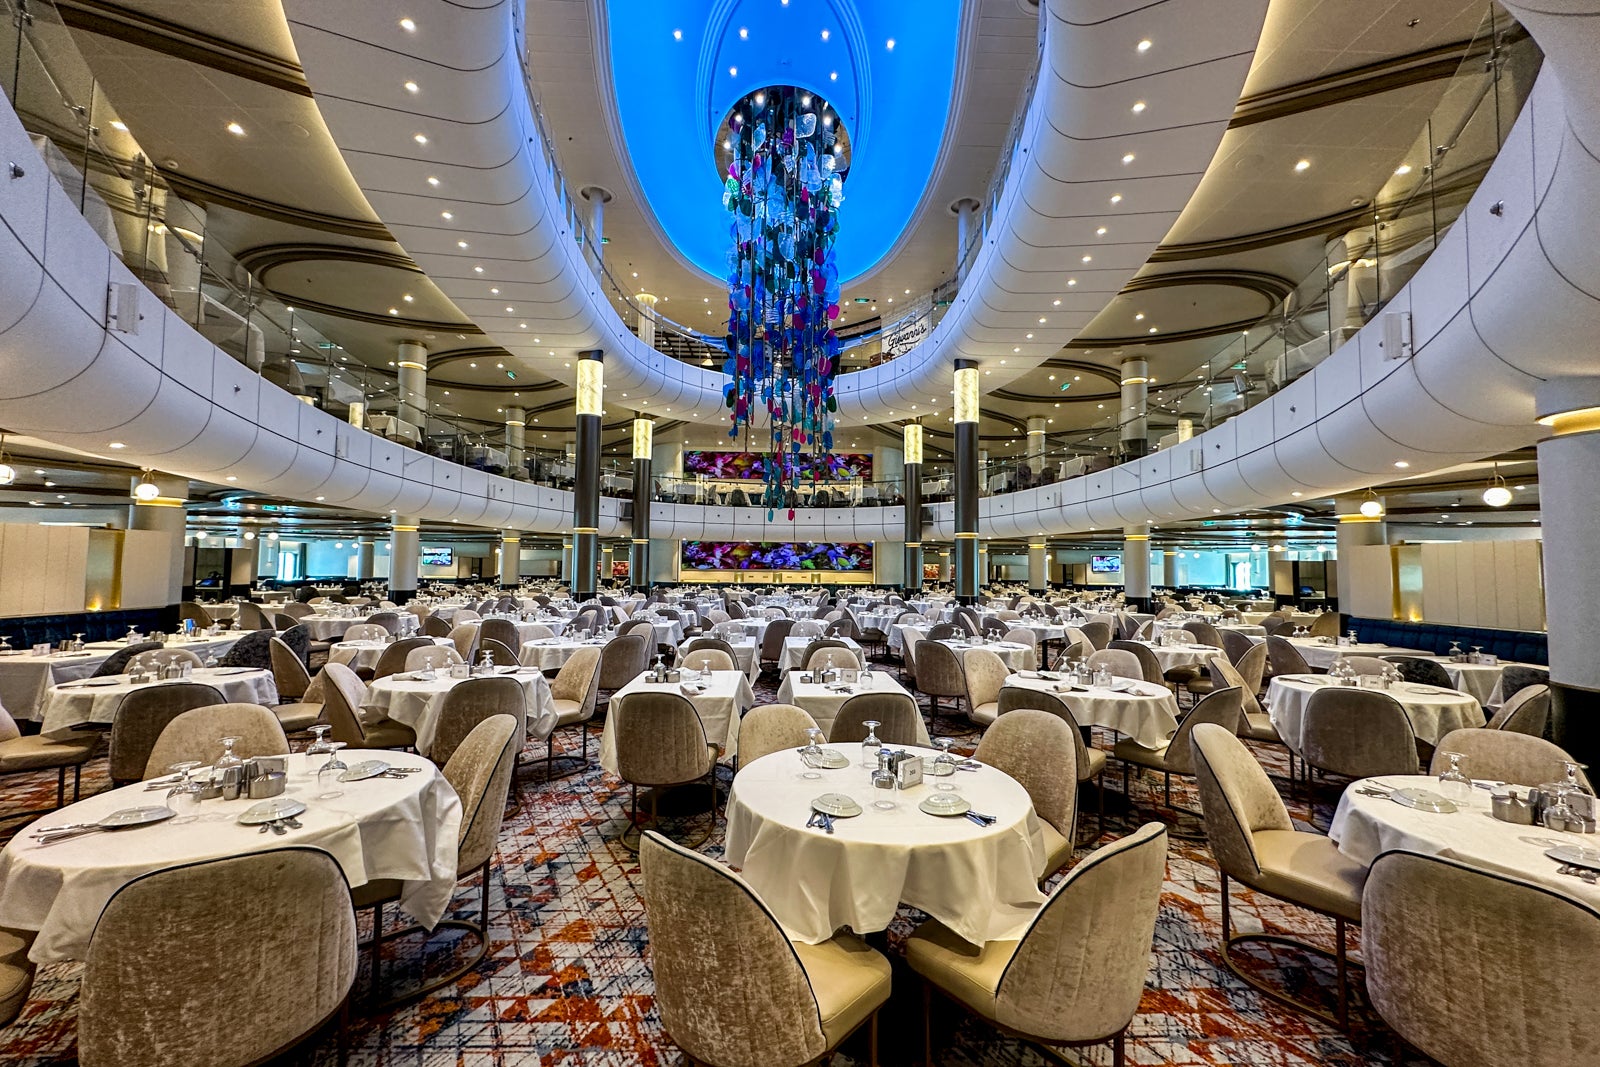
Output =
[
  {"x1": 790, "y1": 619, "x2": 825, "y2": 639},
  {"x1": 1086, "y1": 648, "x2": 1142, "y2": 681},
  {"x1": 357, "y1": 715, "x2": 519, "y2": 1005},
  {"x1": 1181, "y1": 620, "x2": 1224, "y2": 649},
  {"x1": 1337, "y1": 655, "x2": 1389, "y2": 676},
  {"x1": 1487, "y1": 683, "x2": 1551, "y2": 736},
  {"x1": 1077, "y1": 621, "x2": 1112, "y2": 651},
  {"x1": 522, "y1": 622, "x2": 555, "y2": 641},
  {"x1": 798, "y1": 638, "x2": 852, "y2": 670},
  {"x1": 738, "y1": 704, "x2": 819, "y2": 769},
  {"x1": 830, "y1": 691, "x2": 921, "y2": 746},
  {"x1": 1001, "y1": 627, "x2": 1039, "y2": 663},
  {"x1": 320, "y1": 661, "x2": 417, "y2": 750},
  {"x1": 684, "y1": 648, "x2": 737, "y2": 673},
  {"x1": 962, "y1": 647, "x2": 1009, "y2": 726},
  {"x1": 342, "y1": 622, "x2": 389, "y2": 643},
  {"x1": 544, "y1": 646, "x2": 601, "y2": 778},
  {"x1": 280, "y1": 601, "x2": 314, "y2": 621},
  {"x1": 364, "y1": 611, "x2": 403, "y2": 636},
  {"x1": 975, "y1": 708, "x2": 1078, "y2": 877},
  {"x1": 79, "y1": 847, "x2": 357, "y2": 1067},
  {"x1": 758, "y1": 618, "x2": 796, "y2": 672},
  {"x1": 178, "y1": 601, "x2": 214, "y2": 628},
  {"x1": 0, "y1": 925, "x2": 36, "y2": 1026},
  {"x1": 479, "y1": 637, "x2": 521, "y2": 667},
  {"x1": 996, "y1": 687, "x2": 1107, "y2": 840},
  {"x1": 405, "y1": 644, "x2": 463, "y2": 671},
  {"x1": 431, "y1": 675, "x2": 525, "y2": 766},
  {"x1": 598, "y1": 632, "x2": 653, "y2": 708},
  {"x1": 1108, "y1": 640, "x2": 1164, "y2": 686},
  {"x1": 1113, "y1": 687, "x2": 1243, "y2": 810},
  {"x1": 1428, "y1": 728, "x2": 1593, "y2": 790},
  {"x1": 1308, "y1": 611, "x2": 1342, "y2": 639},
  {"x1": 143, "y1": 703, "x2": 289, "y2": 778},
  {"x1": 420, "y1": 614, "x2": 453, "y2": 639},
  {"x1": 267, "y1": 637, "x2": 321, "y2": 734},
  {"x1": 614, "y1": 691, "x2": 718, "y2": 850},
  {"x1": 447, "y1": 622, "x2": 480, "y2": 663},
  {"x1": 236, "y1": 601, "x2": 272, "y2": 631},
  {"x1": 640, "y1": 830, "x2": 891, "y2": 1067},
  {"x1": 359, "y1": 637, "x2": 433, "y2": 683},
  {"x1": 0, "y1": 701, "x2": 98, "y2": 810},
  {"x1": 1189, "y1": 723, "x2": 1365, "y2": 1026},
  {"x1": 478, "y1": 617, "x2": 520, "y2": 652},
  {"x1": 128, "y1": 647, "x2": 203, "y2": 674},
  {"x1": 1362, "y1": 849, "x2": 1600, "y2": 1067},
  {"x1": 1301, "y1": 687, "x2": 1418, "y2": 780},
  {"x1": 1265, "y1": 635, "x2": 1313, "y2": 676},
  {"x1": 107, "y1": 682, "x2": 227, "y2": 785},
  {"x1": 905, "y1": 823, "x2": 1168, "y2": 1066},
  {"x1": 1219, "y1": 628, "x2": 1256, "y2": 665}
]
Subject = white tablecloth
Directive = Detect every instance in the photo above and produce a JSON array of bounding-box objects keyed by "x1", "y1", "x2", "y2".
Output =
[
  {"x1": 674, "y1": 637, "x2": 760, "y2": 683},
  {"x1": 937, "y1": 639, "x2": 1036, "y2": 672},
  {"x1": 781, "y1": 636, "x2": 864, "y2": 673},
  {"x1": 364, "y1": 669, "x2": 558, "y2": 753},
  {"x1": 1140, "y1": 642, "x2": 1220, "y2": 672},
  {"x1": 1001, "y1": 674, "x2": 1180, "y2": 748},
  {"x1": 0, "y1": 749, "x2": 462, "y2": 962},
  {"x1": 1267, "y1": 675, "x2": 1483, "y2": 749},
  {"x1": 519, "y1": 636, "x2": 611, "y2": 672},
  {"x1": 725, "y1": 743, "x2": 1047, "y2": 945},
  {"x1": 1437, "y1": 660, "x2": 1526, "y2": 707},
  {"x1": 329, "y1": 637, "x2": 453, "y2": 672},
  {"x1": 0, "y1": 652, "x2": 111, "y2": 721},
  {"x1": 775, "y1": 672, "x2": 930, "y2": 744},
  {"x1": 82, "y1": 634, "x2": 244, "y2": 661},
  {"x1": 298, "y1": 615, "x2": 366, "y2": 642},
  {"x1": 39, "y1": 669, "x2": 279, "y2": 738},
  {"x1": 600, "y1": 670, "x2": 755, "y2": 773},
  {"x1": 1152, "y1": 621, "x2": 1266, "y2": 641},
  {"x1": 1251, "y1": 637, "x2": 1430, "y2": 672},
  {"x1": 1330, "y1": 774, "x2": 1600, "y2": 908}
]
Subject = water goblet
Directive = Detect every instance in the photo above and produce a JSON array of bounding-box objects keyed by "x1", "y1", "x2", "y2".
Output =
[
  {"x1": 859, "y1": 721, "x2": 882, "y2": 768},
  {"x1": 165, "y1": 760, "x2": 204, "y2": 823},
  {"x1": 304, "y1": 724, "x2": 334, "y2": 775},
  {"x1": 1436, "y1": 751, "x2": 1472, "y2": 804},
  {"x1": 317, "y1": 741, "x2": 349, "y2": 795},
  {"x1": 215, "y1": 736, "x2": 243, "y2": 775},
  {"x1": 933, "y1": 738, "x2": 961, "y2": 790},
  {"x1": 800, "y1": 727, "x2": 826, "y2": 780}
]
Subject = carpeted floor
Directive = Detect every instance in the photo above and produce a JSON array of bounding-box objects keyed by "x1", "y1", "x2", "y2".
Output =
[{"x1": 0, "y1": 660, "x2": 1421, "y2": 1066}]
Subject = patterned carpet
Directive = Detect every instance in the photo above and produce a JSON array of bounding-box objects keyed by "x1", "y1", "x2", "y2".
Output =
[{"x1": 0, "y1": 662, "x2": 1422, "y2": 1066}]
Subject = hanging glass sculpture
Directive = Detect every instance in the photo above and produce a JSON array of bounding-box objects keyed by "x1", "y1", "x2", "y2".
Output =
[{"x1": 721, "y1": 86, "x2": 848, "y2": 520}]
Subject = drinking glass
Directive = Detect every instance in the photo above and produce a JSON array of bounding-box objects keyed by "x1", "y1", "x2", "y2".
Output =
[
  {"x1": 800, "y1": 728, "x2": 826, "y2": 780},
  {"x1": 305, "y1": 724, "x2": 334, "y2": 774},
  {"x1": 317, "y1": 741, "x2": 349, "y2": 793},
  {"x1": 933, "y1": 738, "x2": 960, "y2": 790},
  {"x1": 1436, "y1": 751, "x2": 1472, "y2": 804},
  {"x1": 215, "y1": 736, "x2": 243, "y2": 775},
  {"x1": 860, "y1": 721, "x2": 882, "y2": 768},
  {"x1": 165, "y1": 760, "x2": 204, "y2": 823},
  {"x1": 870, "y1": 759, "x2": 898, "y2": 809}
]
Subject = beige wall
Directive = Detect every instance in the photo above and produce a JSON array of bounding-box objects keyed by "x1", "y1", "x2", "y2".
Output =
[
  {"x1": 1345, "y1": 540, "x2": 1545, "y2": 632},
  {"x1": 0, "y1": 524, "x2": 180, "y2": 616}
]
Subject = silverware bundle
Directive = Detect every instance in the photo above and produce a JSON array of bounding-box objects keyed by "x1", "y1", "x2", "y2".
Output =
[{"x1": 806, "y1": 810, "x2": 835, "y2": 834}]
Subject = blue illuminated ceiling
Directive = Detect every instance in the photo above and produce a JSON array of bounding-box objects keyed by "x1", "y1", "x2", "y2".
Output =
[{"x1": 607, "y1": 0, "x2": 961, "y2": 284}]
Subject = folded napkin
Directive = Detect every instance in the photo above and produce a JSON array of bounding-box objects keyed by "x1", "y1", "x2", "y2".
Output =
[{"x1": 679, "y1": 682, "x2": 707, "y2": 696}]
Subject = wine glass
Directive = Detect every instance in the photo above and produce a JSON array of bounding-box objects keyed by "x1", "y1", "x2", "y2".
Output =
[
  {"x1": 1436, "y1": 751, "x2": 1472, "y2": 803},
  {"x1": 165, "y1": 760, "x2": 204, "y2": 823},
  {"x1": 305, "y1": 724, "x2": 334, "y2": 774},
  {"x1": 933, "y1": 738, "x2": 960, "y2": 790},
  {"x1": 72, "y1": 632, "x2": 85, "y2": 652},
  {"x1": 859, "y1": 720, "x2": 882, "y2": 768},
  {"x1": 317, "y1": 740, "x2": 349, "y2": 794},
  {"x1": 215, "y1": 736, "x2": 243, "y2": 775},
  {"x1": 799, "y1": 727, "x2": 826, "y2": 780}
]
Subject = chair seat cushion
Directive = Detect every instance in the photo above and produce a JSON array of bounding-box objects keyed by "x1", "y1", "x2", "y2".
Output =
[
  {"x1": 1040, "y1": 821, "x2": 1074, "y2": 875},
  {"x1": 273, "y1": 702, "x2": 322, "y2": 733},
  {"x1": 1080, "y1": 747, "x2": 1108, "y2": 781},
  {"x1": 361, "y1": 719, "x2": 417, "y2": 750},
  {"x1": 1186, "y1": 675, "x2": 1215, "y2": 695},
  {"x1": 0, "y1": 733, "x2": 98, "y2": 773},
  {"x1": 1242, "y1": 712, "x2": 1281, "y2": 743},
  {"x1": 0, "y1": 928, "x2": 36, "y2": 1027},
  {"x1": 1112, "y1": 736, "x2": 1172, "y2": 772},
  {"x1": 1164, "y1": 666, "x2": 1200, "y2": 684},
  {"x1": 904, "y1": 918, "x2": 1014, "y2": 1020},
  {"x1": 551, "y1": 698, "x2": 587, "y2": 727},
  {"x1": 792, "y1": 931, "x2": 892, "y2": 1050},
  {"x1": 969, "y1": 701, "x2": 999, "y2": 726},
  {"x1": 1249, "y1": 829, "x2": 1366, "y2": 923},
  {"x1": 350, "y1": 878, "x2": 404, "y2": 910}
]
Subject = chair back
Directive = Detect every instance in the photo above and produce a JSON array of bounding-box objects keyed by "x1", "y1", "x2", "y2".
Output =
[
  {"x1": 342, "y1": 623, "x2": 388, "y2": 643},
  {"x1": 974, "y1": 708, "x2": 1076, "y2": 843},
  {"x1": 479, "y1": 618, "x2": 520, "y2": 651},
  {"x1": 614, "y1": 692, "x2": 716, "y2": 787},
  {"x1": 993, "y1": 823, "x2": 1169, "y2": 1044},
  {"x1": 1501, "y1": 664, "x2": 1550, "y2": 700},
  {"x1": 365, "y1": 611, "x2": 403, "y2": 636},
  {"x1": 1165, "y1": 687, "x2": 1244, "y2": 775},
  {"x1": 144, "y1": 703, "x2": 289, "y2": 778},
  {"x1": 789, "y1": 619, "x2": 824, "y2": 639},
  {"x1": 1363, "y1": 850, "x2": 1600, "y2": 1067},
  {"x1": 236, "y1": 601, "x2": 272, "y2": 630},
  {"x1": 1301, "y1": 688, "x2": 1418, "y2": 778},
  {"x1": 725, "y1": 599, "x2": 748, "y2": 619},
  {"x1": 1002, "y1": 628, "x2": 1039, "y2": 657},
  {"x1": 371, "y1": 637, "x2": 433, "y2": 680},
  {"x1": 598, "y1": 633, "x2": 651, "y2": 688},
  {"x1": 448, "y1": 623, "x2": 481, "y2": 662},
  {"x1": 962, "y1": 647, "x2": 1009, "y2": 708},
  {"x1": 1182, "y1": 620, "x2": 1225, "y2": 648},
  {"x1": 913, "y1": 639, "x2": 966, "y2": 699},
  {"x1": 997, "y1": 687, "x2": 1095, "y2": 783},
  {"x1": 1261, "y1": 617, "x2": 1292, "y2": 637},
  {"x1": 830, "y1": 692, "x2": 921, "y2": 746},
  {"x1": 1086, "y1": 648, "x2": 1142, "y2": 681},
  {"x1": 1206, "y1": 654, "x2": 1261, "y2": 720},
  {"x1": 618, "y1": 618, "x2": 656, "y2": 646},
  {"x1": 759, "y1": 618, "x2": 796, "y2": 661},
  {"x1": 1077, "y1": 621, "x2": 1112, "y2": 651},
  {"x1": 405, "y1": 645, "x2": 463, "y2": 672},
  {"x1": 639, "y1": 831, "x2": 830, "y2": 1065},
  {"x1": 178, "y1": 601, "x2": 214, "y2": 628},
  {"x1": 799, "y1": 638, "x2": 851, "y2": 669},
  {"x1": 129, "y1": 648, "x2": 203, "y2": 674},
  {"x1": 1339, "y1": 655, "x2": 1389, "y2": 676},
  {"x1": 1428, "y1": 728, "x2": 1592, "y2": 790},
  {"x1": 320, "y1": 662, "x2": 374, "y2": 747},
  {"x1": 479, "y1": 638, "x2": 521, "y2": 667},
  {"x1": 1308, "y1": 611, "x2": 1342, "y2": 639},
  {"x1": 683, "y1": 636, "x2": 738, "y2": 660},
  {"x1": 1108, "y1": 640, "x2": 1164, "y2": 685},
  {"x1": 79, "y1": 848, "x2": 357, "y2": 1067},
  {"x1": 421, "y1": 615, "x2": 452, "y2": 639},
  {"x1": 925, "y1": 622, "x2": 961, "y2": 643},
  {"x1": 1218, "y1": 628, "x2": 1255, "y2": 664},
  {"x1": 1383, "y1": 656, "x2": 1452, "y2": 689},
  {"x1": 280, "y1": 601, "x2": 314, "y2": 621},
  {"x1": 452, "y1": 609, "x2": 481, "y2": 625},
  {"x1": 108, "y1": 683, "x2": 227, "y2": 783},
  {"x1": 738, "y1": 704, "x2": 819, "y2": 768},
  {"x1": 683, "y1": 648, "x2": 736, "y2": 673},
  {"x1": 1189, "y1": 723, "x2": 1294, "y2": 885},
  {"x1": 1487, "y1": 684, "x2": 1552, "y2": 736},
  {"x1": 269, "y1": 638, "x2": 312, "y2": 699},
  {"x1": 1264, "y1": 635, "x2": 1312, "y2": 676},
  {"x1": 93, "y1": 641, "x2": 164, "y2": 678},
  {"x1": 218, "y1": 630, "x2": 274, "y2": 669},
  {"x1": 443, "y1": 714, "x2": 520, "y2": 874},
  {"x1": 550, "y1": 646, "x2": 602, "y2": 721}
]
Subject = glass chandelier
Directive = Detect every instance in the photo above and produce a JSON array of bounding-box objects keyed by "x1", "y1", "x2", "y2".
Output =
[{"x1": 721, "y1": 86, "x2": 847, "y2": 519}]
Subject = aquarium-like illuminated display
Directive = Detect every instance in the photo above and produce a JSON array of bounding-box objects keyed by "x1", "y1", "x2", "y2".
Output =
[{"x1": 682, "y1": 541, "x2": 873, "y2": 571}]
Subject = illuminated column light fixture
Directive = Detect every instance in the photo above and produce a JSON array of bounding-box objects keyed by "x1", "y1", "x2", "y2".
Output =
[
  {"x1": 632, "y1": 417, "x2": 654, "y2": 460},
  {"x1": 576, "y1": 355, "x2": 604, "y2": 415},
  {"x1": 133, "y1": 470, "x2": 161, "y2": 502},
  {"x1": 903, "y1": 423, "x2": 923, "y2": 464},
  {"x1": 954, "y1": 365, "x2": 980, "y2": 424}
]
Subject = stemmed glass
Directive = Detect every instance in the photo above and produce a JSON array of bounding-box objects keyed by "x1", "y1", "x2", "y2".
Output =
[
  {"x1": 305, "y1": 724, "x2": 334, "y2": 775},
  {"x1": 215, "y1": 736, "x2": 243, "y2": 776},
  {"x1": 1346, "y1": 629, "x2": 1358, "y2": 646},
  {"x1": 72, "y1": 633, "x2": 85, "y2": 652},
  {"x1": 317, "y1": 741, "x2": 349, "y2": 794},
  {"x1": 165, "y1": 760, "x2": 203, "y2": 823},
  {"x1": 799, "y1": 728, "x2": 826, "y2": 779},
  {"x1": 859, "y1": 720, "x2": 882, "y2": 768},
  {"x1": 933, "y1": 738, "x2": 960, "y2": 790},
  {"x1": 1436, "y1": 751, "x2": 1472, "y2": 803}
]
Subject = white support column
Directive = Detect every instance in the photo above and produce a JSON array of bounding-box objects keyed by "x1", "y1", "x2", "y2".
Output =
[
  {"x1": 129, "y1": 472, "x2": 189, "y2": 607},
  {"x1": 356, "y1": 540, "x2": 375, "y2": 581},
  {"x1": 1027, "y1": 416, "x2": 1047, "y2": 474},
  {"x1": 505, "y1": 406, "x2": 526, "y2": 479},
  {"x1": 390, "y1": 516, "x2": 420, "y2": 602},
  {"x1": 396, "y1": 341, "x2": 428, "y2": 433},
  {"x1": 499, "y1": 530, "x2": 521, "y2": 588},
  {"x1": 1123, "y1": 525, "x2": 1151, "y2": 610}
]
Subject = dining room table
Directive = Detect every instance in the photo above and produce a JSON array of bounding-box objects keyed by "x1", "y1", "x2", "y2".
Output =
[
  {"x1": 296, "y1": 614, "x2": 371, "y2": 642},
  {"x1": 673, "y1": 636, "x2": 760, "y2": 683},
  {"x1": 937, "y1": 637, "x2": 1037, "y2": 672},
  {"x1": 37, "y1": 668, "x2": 279, "y2": 738},
  {"x1": 362, "y1": 667, "x2": 559, "y2": 755},
  {"x1": 328, "y1": 636, "x2": 454, "y2": 673},
  {"x1": 780, "y1": 635, "x2": 864, "y2": 673},
  {"x1": 1137, "y1": 640, "x2": 1222, "y2": 673},
  {"x1": 1267, "y1": 674, "x2": 1484, "y2": 749},
  {"x1": 1001, "y1": 673, "x2": 1181, "y2": 748},
  {"x1": 724, "y1": 742, "x2": 1048, "y2": 945},
  {"x1": 774, "y1": 671, "x2": 930, "y2": 744},
  {"x1": 599, "y1": 669, "x2": 755, "y2": 773},
  {"x1": 1251, "y1": 635, "x2": 1431, "y2": 671},
  {"x1": 1329, "y1": 774, "x2": 1600, "y2": 909},
  {"x1": 518, "y1": 634, "x2": 612, "y2": 672},
  {"x1": 0, "y1": 748, "x2": 463, "y2": 963},
  {"x1": 0, "y1": 649, "x2": 114, "y2": 721}
]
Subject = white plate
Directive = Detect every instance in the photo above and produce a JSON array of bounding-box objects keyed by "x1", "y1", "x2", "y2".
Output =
[
  {"x1": 919, "y1": 794, "x2": 972, "y2": 817},
  {"x1": 1546, "y1": 844, "x2": 1600, "y2": 871},
  {"x1": 806, "y1": 748, "x2": 850, "y2": 770},
  {"x1": 98, "y1": 806, "x2": 177, "y2": 829},
  {"x1": 338, "y1": 759, "x2": 392, "y2": 782},
  {"x1": 812, "y1": 792, "x2": 863, "y2": 818},
  {"x1": 1390, "y1": 787, "x2": 1458, "y2": 813},
  {"x1": 238, "y1": 798, "x2": 308, "y2": 824}
]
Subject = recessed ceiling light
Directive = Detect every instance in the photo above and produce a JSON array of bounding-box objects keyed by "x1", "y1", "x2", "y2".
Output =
[
  {"x1": 403, "y1": 294, "x2": 414, "y2": 302},
  {"x1": 886, "y1": 38, "x2": 895, "y2": 50},
  {"x1": 1081, "y1": 255, "x2": 1092, "y2": 263},
  {"x1": 474, "y1": 265, "x2": 484, "y2": 273},
  {"x1": 1394, "y1": 460, "x2": 1410, "y2": 468},
  {"x1": 399, "y1": 17, "x2": 416, "y2": 31},
  {"x1": 110, "y1": 120, "x2": 128, "y2": 132},
  {"x1": 1067, "y1": 279, "x2": 1076, "y2": 286},
  {"x1": 457, "y1": 240, "x2": 468, "y2": 248},
  {"x1": 672, "y1": 28, "x2": 682, "y2": 40},
  {"x1": 404, "y1": 81, "x2": 419, "y2": 93},
  {"x1": 821, "y1": 29, "x2": 830, "y2": 40},
  {"x1": 426, "y1": 176, "x2": 440, "y2": 187},
  {"x1": 109, "y1": 442, "x2": 125, "y2": 449},
  {"x1": 1121, "y1": 153, "x2": 1135, "y2": 164},
  {"x1": 1130, "y1": 101, "x2": 1145, "y2": 113},
  {"x1": 1395, "y1": 163, "x2": 1412, "y2": 176},
  {"x1": 830, "y1": 71, "x2": 838, "y2": 81},
  {"x1": 1096, "y1": 226, "x2": 1107, "y2": 236},
  {"x1": 414, "y1": 133, "x2": 428, "y2": 145},
  {"x1": 1135, "y1": 312, "x2": 1145, "y2": 321},
  {"x1": 388, "y1": 307, "x2": 398, "y2": 315},
  {"x1": 1294, "y1": 159, "x2": 1311, "y2": 172},
  {"x1": 739, "y1": 27, "x2": 748, "y2": 38},
  {"x1": 440, "y1": 210, "x2": 453, "y2": 220},
  {"x1": 729, "y1": 66, "x2": 737, "y2": 76},
  {"x1": 1137, "y1": 39, "x2": 1152, "y2": 52},
  {"x1": 226, "y1": 122, "x2": 245, "y2": 136}
]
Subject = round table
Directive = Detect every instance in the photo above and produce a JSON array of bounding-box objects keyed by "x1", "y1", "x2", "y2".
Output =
[
  {"x1": 1437, "y1": 660, "x2": 1515, "y2": 707},
  {"x1": 519, "y1": 635, "x2": 611, "y2": 672},
  {"x1": 1001, "y1": 674, "x2": 1180, "y2": 748},
  {"x1": 1140, "y1": 642, "x2": 1220, "y2": 672},
  {"x1": 39, "y1": 669, "x2": 279, "y2": 738},
  {"x1": 0, "y1": 749, "x2": 462, "y2": 963},
  {"x1": 724, "y1": 743, "x2": 1048, "y2": 945},
  {"x1": 1267, "y1": 675, "x2": 1483, "y2": 748},
  {"x1": 364, "y1": 669, "x2": 558, "y2": 753},
  {"x1": 599, "y1": 670, "x2": 755, "y2": 772},
  {"x1": 298, "y1": 615, "x2": 367, "y2": 642},
  {"x1": 0, "y1": 650, "x2": 112, "y2": 722},
  {"x1": 1329, "y1": 774, "x2": 1600, "y2": 908},
  {"x1": 938, "y1": 639, "x2": 1037, "y2": 672},
  {"x1": 674, "y1": 637, "x2": 760, "y2": 682},
  {"x1": 774, "y1": 672, "x2": 930, "y2": 744}
]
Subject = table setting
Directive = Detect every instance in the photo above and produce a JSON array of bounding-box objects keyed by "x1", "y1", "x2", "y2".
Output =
[
  {"x1": 0, "y1": 743, "x2": 462, "y2": 963},
  {"x1": 724, "y1": 741, "x2": 1047, "y2": 945},
  {"x1": 518, "y1": 633, "x2": 613, "y2": 672},
  {"x1": 673, "y1": 636, "x2": 760, "y2": 682},
  {"x1": 37, "y1": 668, "x2": 279, "y2": 738},
  {"x1": 936, "y1": 637, "x2": 1037, "y2": 672},
  {"x1": 779, "y1": 635, "x2": 863, "y2": 673},
  {"x1": 1266, "y1": 673, "x2": 1484, "y2": 748},
  {"x1": 1001, "y1": 671, "x2": 1180, "y2": 748},
  {"x1": 774, "y1": 670, "x2": 929, "y2": 743},
  {"x1": 363, "y1": 665, "x2": 558, "y2": 754},
  {"x1": 600, "y1": 668, "x2": 754, "y2": 773}
]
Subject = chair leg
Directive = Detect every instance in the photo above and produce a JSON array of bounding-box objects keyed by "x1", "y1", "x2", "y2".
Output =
[
  {"x1": 921, "y1": 980, "x2": 933, "y2": 1066},
  {"x1": 1113, "y1": 1030, "x2": 1126, "y2": 1067},
  {"x1": 72, "y1": 763, "x2": 81, "y2": 802},
  {"x1": 55, "y1": 767, "x2": 66, "y2": 808},
  {"x1": 868, "y1": 1009, "x2": 879, "y2": 1067},
  {"x1": 1164, "y1": 771, "x2": 1172, "y2": 809}
]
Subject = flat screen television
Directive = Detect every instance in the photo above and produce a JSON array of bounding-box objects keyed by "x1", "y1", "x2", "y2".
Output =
[
  {"x1": 1090, "y1": 554, "x2": 1122, "y2": 574},
  {"x1": 421, "y1": 547, "x2": 453, "y2": 567}
]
